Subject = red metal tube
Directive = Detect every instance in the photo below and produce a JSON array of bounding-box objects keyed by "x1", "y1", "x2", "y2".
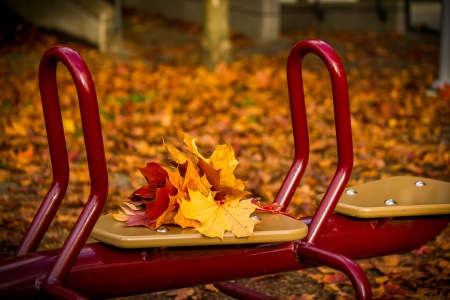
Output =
[
  {"x1": 1, "y1": 215, "x2": 447, "y2": 299},
  {"x1": 14, "y1": 57, "x2": 70, "y2": 256},
  {"x1": 219, "y1": 39, "x2": 355, "y2": 300},
  {"x1": 274, "y1": 40, "x2": 353, "y2": 247},
  {"x1": 273, "y1": 41, "x2": 311, "y2": 211},
  {"x1": 295, "y1": 242, "x2": 372, "y2": 299},
  {"x1": 14, "y1": 45, "x2": 109, "y2": 298}
]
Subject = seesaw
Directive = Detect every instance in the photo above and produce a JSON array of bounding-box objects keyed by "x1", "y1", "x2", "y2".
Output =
[{"x1": 1, "y1": 39, "x2": 449, "y2": 300}]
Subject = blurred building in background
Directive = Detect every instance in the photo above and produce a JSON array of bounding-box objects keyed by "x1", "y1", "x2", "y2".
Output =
[
  {"x1": 4, "y1": 0, "x2": 123, "y2": 53},
  {"x1": 4, "y1": 0, "x2": 441, "y2": 48}
]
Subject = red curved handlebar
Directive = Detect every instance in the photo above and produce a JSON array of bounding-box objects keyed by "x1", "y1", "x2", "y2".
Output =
[
  {"x1": 273, "y1": 39, "x2": 353, "y2": 244},
  {"x1": 14, "y1": 45, "x2": 108, "y2": 298}
]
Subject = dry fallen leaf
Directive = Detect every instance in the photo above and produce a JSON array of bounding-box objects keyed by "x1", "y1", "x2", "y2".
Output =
[
  {"x1": 182, "y1": 157, "x2": 212, "y2": 196},
  {"x1": 209, "y1": 144, "x2": 240, "y2": 188},
  {"x1": 111, "y1": 133, "x2": 257, "y2": 239},
  {"x1": 167, "y1": 287, "x2": 195, "y2": 300},
  {"x1": 143, "y1": 178, "x2": 176, "y2": 222},
  {"x1": 129, "y1": 163, "x2": 168, "y2": 200},
  {"x1": 179, "y1": 189, "x2": 259, "y2": 239}
]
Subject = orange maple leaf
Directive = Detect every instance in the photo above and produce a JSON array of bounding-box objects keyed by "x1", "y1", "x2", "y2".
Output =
[
  {"x1": 164, "y1": 140, "x2": 188, "y2": 174},
  {"x1": 181, "y1": 132, "x2": 206, "y2": 161},
  {"x1": 209, "y1": 144, "x2": 250, "y2": 201},
  {"x1": 164, "y1": 143, "x2": 188, "y2": 165},
  {"x1": 182, "y1": 157, "x2": 212, "y2": 196},
  {"x1": 197, "y1": 157, "x2": 221, "y2": 190},
  {"x1": 154, "y1": 194, "x2": 180, "y2": 228},
  {"x1": 209, "y1": 144, "x2": 239, "y2": 186},
  {"x1": 164, "y1": 167, "x2": 185, "y2": 190}
]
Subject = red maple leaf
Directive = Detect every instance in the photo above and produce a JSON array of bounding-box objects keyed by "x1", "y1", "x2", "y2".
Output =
[
  {"x1": 130, "y1": 163, "x2": 168, "y2": 200},
  {"x1": 144, "y1": 178, "x2": 176, "y2": 222},
  {"x1": 130, "y1": 183, "x2": 162, "y2": 200},
  {"x1": 138, "y1": 162, "x2": 168, "y2": 184}
]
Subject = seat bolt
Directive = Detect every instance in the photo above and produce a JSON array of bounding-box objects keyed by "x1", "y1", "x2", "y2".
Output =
[
  {"x1": 346, "y1": 189, "x2": 357, "y2": 195},
  {"x1": 415, "y1": 181, "x2": 426, "y2": 187},
  {"x1": 250, "y1": 216, "x2": 262, "y2": 221},
  {"x1": 156, "y1": 226, "x2": 169, "y2": 233},
  {"x1": 251, "y1": 215, "x2": 262, "y2": 221},
  {"x1": 384, "y1": 199, "x2": 397, "y2": 205}
]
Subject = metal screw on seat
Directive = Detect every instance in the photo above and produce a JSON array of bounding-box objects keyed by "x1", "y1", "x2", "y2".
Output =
[
  {"x1": 415, "y1": 181, "x2": 426, "y2": 187},
  {"x1": 384, "y1": 199, "x2": 397, "y2": 206},
  {"x1": 251, "y1": 215, "x2": 262, "y2": 221},
  {"x1": 346, "y1": 189, "x2": 357, "y2": 195},
  {"x1": 156, "y1": 227, "x2": 169, "y2": 233}
]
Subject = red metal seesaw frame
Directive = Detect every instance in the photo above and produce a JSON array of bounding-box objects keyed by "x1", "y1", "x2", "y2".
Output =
[
  {"x1": 13, "y1": 46, "x2": 109, "y2": 299},
  {"x1": 0, "y1": 41, "x2": 449, "y2": 299}
]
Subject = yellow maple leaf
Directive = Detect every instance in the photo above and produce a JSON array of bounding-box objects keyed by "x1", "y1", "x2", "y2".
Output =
[
  {"x1": 224, "y1": 188, "x2": 251, "y2": 202},
  {"x1": 181, "y1": 132, "x2": 207, "y2": 161},
  {"x1": 179, "y1": 135, "x2": 251, "y2": 201},
  {"x1": 164, "y1": 142, "x2": 187, "y2": 165},
  {"x1": 174, "y1": 210, "x2": 201, "y2": 228},
  {"x1": 209, "y1": 144, "x2": 240, "y2": 189},
  {"x1": 234, "y1": 178, "x2": 247, "y2": 191},
  {"x1": 179, "y1": 189, "x2": 259, "y2": 239}
]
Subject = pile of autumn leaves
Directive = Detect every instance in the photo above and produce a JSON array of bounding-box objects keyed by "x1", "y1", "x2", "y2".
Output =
[{"x1": 111, "y1": 133, "x2": 262, "y2": 239}]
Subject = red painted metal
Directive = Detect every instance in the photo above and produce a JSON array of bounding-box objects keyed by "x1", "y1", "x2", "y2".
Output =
[
  {"x1": 1, "y1": 215, "x2": 448, "y2": 298},
  {"x1": 273, "y1": 40, "x2": 353, "y2": 246},
  {"x1": 214, "y1": 282, "x2": 277, "y2": 300},
  {"x1": 295, "y1": 243, "x2": 372, "y2": 299},
  {"x1": 270, "y1": 40, "x2": 364, "y2": 299},
  {"x1": 13, "y1": 45, "x2": 108, "y2": 298},
  {"x1": 233, "y1": 39, "x2": 355, "y2": 300}
]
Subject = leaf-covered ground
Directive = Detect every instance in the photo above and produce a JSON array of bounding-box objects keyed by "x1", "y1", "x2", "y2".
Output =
[{"x1": 1, "y1": 6, "x2": 450, "y2": 299}]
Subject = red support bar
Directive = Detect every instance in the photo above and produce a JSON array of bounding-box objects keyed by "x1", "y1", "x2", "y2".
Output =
[
  {"x1": 14, "y1": 53, "x2": 70, "y2": 256},
  {"x1": 295, "y1": 242, "x2": 372, "y2": 299},
  {"x1": 273, "y1": 40, "x2": 353, "y2": 245},
  {"x1": 273, "y1": 39, "x2": 365, "y2": 299},
  {"x1": 14, "y1": 45, "x2": 108, "y2": 298}
]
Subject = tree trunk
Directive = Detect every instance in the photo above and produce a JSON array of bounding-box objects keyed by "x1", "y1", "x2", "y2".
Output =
[{"x1": 202, "y1": 0, "x2": 231, "y2": 70}]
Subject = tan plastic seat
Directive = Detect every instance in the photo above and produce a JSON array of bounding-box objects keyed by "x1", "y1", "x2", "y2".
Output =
[
  {"x1": 91, "y1": 212, "x2": 308, "y2": 249},
  {"x1": 316, "y1": 176, "x2": 450, "y2": 218}
]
